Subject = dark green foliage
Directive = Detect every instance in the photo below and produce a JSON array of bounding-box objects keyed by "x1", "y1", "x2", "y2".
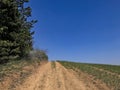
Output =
[
  {"x1": 0, "y1": 0, "x2": 36, "y2": 63},
  {"x1": 16, "y1": 0, "x2": 37, "y2": 57},
  {"x1": 0, "y1": 0, "x2": 21, "y2": 63}
]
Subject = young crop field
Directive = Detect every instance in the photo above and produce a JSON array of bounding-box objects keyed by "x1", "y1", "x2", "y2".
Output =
[
  {"x1": 87, "y1": 63, "x2": 120, "y2": 75},
  {"x1": 59, "y1": 61, "x2": 120, "y2": 90}
]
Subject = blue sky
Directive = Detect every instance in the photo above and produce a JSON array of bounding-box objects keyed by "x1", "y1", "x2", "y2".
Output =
[{"x1": 29, "y1": 0, "x2": 120, "y2": 65}]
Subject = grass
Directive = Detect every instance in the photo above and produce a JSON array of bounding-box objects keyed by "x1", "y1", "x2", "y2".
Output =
[
  {"x1": 51, "y1": 61, "x2": 56, "y2": 69},
  {"x1": 88, "y1": 63, "x2": 120, "y2": 74},
  {"x1": 0, "y1": 59, "x2": 41, "y2": 89},
  {"x1": 59, "y1": 61, "x2": 120, "y2": 90},
  {"x1": 0, "y1": 59, "x2": 39, "y2": 79}
]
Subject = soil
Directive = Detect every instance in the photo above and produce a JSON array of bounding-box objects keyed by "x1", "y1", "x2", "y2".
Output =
[{"x1": 14, "y1": 62, "x2": 110, "y2": 90}]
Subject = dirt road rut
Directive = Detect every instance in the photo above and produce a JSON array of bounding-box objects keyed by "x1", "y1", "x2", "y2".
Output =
[{"x1": 16, "y1": 62, "x2": 110, "y2": 90}]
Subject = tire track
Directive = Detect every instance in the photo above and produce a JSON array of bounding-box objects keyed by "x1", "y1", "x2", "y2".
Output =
[{"x1": 14, "y1": 62, "x2": 110, "y2": 90}]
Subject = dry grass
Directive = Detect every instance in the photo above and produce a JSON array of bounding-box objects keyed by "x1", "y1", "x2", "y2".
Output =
[{"x1": 0, "y1": 59, "x2": 42, "y2": 90}]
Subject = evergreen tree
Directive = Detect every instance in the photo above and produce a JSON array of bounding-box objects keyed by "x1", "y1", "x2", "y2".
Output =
[
  {"x1": 0, "y1": 0, "x2": 36, "y2": 64},
  {"x1": 16, "y1": 0, "x2": 37, "y2": 57},
  {"x1": 0, "y1": 0, "x2": 20, "y2": 63}
]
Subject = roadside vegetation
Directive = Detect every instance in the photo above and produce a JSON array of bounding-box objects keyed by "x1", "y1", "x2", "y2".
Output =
[
  {"x1": 0, "y1": 0, "x2": 48, "y2": 89},
  {"x1": 0, "y1": 0, "x2": 37, "y2": 64},
  {"x1": 51, "y1": 61, "x2": 56, "y2": 69},
  {"x1": 59, "y1": 61, "x2": 120, "y2": 90},
  {"x1": 0, "y1": 49, "x2": 48, "y2": 90},
  {"x1": 0, "y1": 49, "x2": 48, "y2": 81}
]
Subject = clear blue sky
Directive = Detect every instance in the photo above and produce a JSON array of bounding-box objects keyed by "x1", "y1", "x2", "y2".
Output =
[{"x1": 29, "y1": 0, "x2": 120, "y2": 65}]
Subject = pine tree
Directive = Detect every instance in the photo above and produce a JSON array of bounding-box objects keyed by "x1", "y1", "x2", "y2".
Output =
[
  {"x1": 16, "y1": 0, "x2": 37, "y2": 58},
  {"x1": 0, "y1": 0, "x2": 36, "y2": 64},
  {"x1": 0, "y1": 0, "x2": 20, "y2": 63}
]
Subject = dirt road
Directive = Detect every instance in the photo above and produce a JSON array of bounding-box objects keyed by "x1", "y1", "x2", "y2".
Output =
[{"x1": 15, "y1": 62, "x2": 110, "y2": 90}]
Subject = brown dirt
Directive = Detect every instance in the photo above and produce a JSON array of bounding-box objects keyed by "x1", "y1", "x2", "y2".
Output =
[
  {"x1": 0, "y1": 62, "x2": 41, "y2": 90},
  {"x1": 13, "y1": 62, "x2": 110, "y2": 90}
]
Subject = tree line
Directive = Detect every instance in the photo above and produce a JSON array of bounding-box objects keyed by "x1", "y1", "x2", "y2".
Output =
[{"x1": 0, "y1": 0, "x2": 48, "y2": 64}]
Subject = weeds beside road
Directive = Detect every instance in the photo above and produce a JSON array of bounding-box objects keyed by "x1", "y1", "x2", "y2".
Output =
[{"x1": 0, "y1": 59, "x2": 44, "y2": 90}]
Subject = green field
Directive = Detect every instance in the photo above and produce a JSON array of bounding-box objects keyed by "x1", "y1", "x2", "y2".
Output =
[{"x1": 59, "y1": 61, "x2": 120, "y2": 90}]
